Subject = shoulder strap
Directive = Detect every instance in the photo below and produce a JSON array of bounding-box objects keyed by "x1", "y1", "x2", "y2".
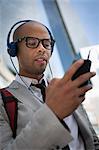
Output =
[{"x1": 0, "y1": 88, "x2": 18, "y2": 138}]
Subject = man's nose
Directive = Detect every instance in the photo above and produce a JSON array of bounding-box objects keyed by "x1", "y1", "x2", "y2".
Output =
[{"x1": 37, "y1": 43, "x2": 46, "y2": 53}]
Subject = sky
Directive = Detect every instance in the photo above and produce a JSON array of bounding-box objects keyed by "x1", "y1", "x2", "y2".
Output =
[{"x1": 70, "y1": 0, "x2": 99, "y2": 45}]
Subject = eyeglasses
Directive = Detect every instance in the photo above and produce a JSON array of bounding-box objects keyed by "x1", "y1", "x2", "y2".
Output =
[{"x1": 16, "y1": 36, "x2": 55, "y2": 50}]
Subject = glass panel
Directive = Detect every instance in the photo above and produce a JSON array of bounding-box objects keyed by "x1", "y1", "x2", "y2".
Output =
[{"x1": 0, "y1": 0, "x2": 64, "y2": 87}]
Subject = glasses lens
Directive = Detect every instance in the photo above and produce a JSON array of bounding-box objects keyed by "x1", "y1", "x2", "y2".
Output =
[
  {"x1": 26, "y1": 37, "x2": 39, "y2": 48},
  {"x1": 43, "y1": 39, "x2": 52, "y2": 49}
]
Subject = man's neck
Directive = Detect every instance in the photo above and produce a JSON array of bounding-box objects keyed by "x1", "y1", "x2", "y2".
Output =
[{"x1": 19, "y1": 73, "x2": 44, "y2": 81}]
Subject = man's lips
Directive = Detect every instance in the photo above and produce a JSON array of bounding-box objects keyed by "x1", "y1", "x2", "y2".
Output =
[{"x1": 35, "y1": 57, "x2": 47, "y2": 64}]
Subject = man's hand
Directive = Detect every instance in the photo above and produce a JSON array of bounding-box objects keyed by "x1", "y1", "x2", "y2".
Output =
[{"x1": 45, "y1": 59, "x2": 96, "y2": 119}]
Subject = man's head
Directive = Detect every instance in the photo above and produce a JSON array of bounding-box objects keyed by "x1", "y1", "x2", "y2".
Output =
[{"x1": 7, "y1": 20, "x2": 55, "y2": 80}]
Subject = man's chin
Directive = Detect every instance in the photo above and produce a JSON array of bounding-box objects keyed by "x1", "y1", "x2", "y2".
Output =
[{"x1": 35, "y1": 67, "x2": 46, "y2": 75}]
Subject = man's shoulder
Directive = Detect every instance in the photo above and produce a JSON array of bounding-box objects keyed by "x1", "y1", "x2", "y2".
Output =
[
  {"x1": 0, "y1": 80, "x2": 18, "y2": 101},
  {"x1": 6, "y1": 80, "x2": 26, "y2": 90},
  {"x1": 0, "y1": 80, "x2": 17, "y2": 90}
]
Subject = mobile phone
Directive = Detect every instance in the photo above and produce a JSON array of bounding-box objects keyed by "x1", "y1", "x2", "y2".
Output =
[{"x1": 72, "y1": 51, "x2": 92, "y2": 87}]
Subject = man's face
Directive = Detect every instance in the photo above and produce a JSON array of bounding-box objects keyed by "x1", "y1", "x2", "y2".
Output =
[{"x1": 16, "y1": 22, "x2": 52, "y2": 78}]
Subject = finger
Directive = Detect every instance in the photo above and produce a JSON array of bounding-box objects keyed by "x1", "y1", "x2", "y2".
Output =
[
  {"x1": 74, "y1": 71, "x2": 96, "y2": 87},
  {"x1": 48, "y1": 78, "x2": 61, "y2": 87},
  {"x1": 74, "y1": 94, "x2": 85, "y2": 105},
  {"x1": 49, "y1": 78, "x2": 57, "y2": 84},
  {"x1": 62, "y1": 59, "x2": 84, "y2": 82},
  {"x1": 79, "y1": 94, "x2": 85, "y2": 102},
  {"x1": 78, "y1": 83, "x2": 93, "y2": 96}
]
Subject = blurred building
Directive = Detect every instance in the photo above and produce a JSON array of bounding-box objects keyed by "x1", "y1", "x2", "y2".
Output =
[{"x1": 0, "y1": 0, "x2": 99, "y2": 136}]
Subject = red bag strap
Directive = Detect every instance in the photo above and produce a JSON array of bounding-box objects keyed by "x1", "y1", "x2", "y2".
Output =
[{"x1": 0, "y1": 88, "x2": 18, "y2": 138}]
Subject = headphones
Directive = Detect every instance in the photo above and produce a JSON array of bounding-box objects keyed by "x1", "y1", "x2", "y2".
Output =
[{"x1": 7, "y1": 19, "x2": 55, "y2": 57}]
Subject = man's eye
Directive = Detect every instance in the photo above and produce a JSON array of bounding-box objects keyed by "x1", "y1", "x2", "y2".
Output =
[
  {"x1": 28, "y1": 40, "x2": 37, "y2": 45},
  {"x1": 45, "y1": 43, "x2": 50, "y2": 46},
  {"x1": 44, "y1": 40, "x2": 51, "y2": 45}
]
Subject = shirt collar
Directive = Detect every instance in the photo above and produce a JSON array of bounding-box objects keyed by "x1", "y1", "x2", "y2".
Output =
[{"x1": 15, "y1": 74, "x2": 48, "y2": 88}]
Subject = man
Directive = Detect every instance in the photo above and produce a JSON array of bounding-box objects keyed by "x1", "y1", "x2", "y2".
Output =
[{"x1": 0, "y1": 20, "x2": 99, "y2": 150}]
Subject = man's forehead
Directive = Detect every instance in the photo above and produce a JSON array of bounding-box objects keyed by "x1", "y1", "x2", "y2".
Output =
[
  {"x1": 13, "y1": 21, "x2": 49, "y2": 40},
  {"x1": 21, "y1": 21, "x2": 46, "y2": 30}
]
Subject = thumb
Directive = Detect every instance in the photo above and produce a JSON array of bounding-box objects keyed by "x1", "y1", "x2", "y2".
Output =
[{"x1": 62, "y1": 59, "x2": 84, "y2": 82}]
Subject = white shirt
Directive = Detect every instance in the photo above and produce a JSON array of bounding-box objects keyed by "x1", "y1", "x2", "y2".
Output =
[{"x1": 15, "y1": 74, "x2": 85, "y2": 150}]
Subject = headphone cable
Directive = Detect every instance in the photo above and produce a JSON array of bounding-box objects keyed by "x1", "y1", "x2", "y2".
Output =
[{"x1": 10, "y1": 56, "x2": 44, "y2": 104}]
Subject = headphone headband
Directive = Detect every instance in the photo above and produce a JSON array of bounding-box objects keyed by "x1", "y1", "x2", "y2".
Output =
[
  {"x1": 7, "y1": 19, "x2": 54, "y2": 57},
  {"x1": 7, "y1": 20, "x2": 32, "y2": 57}
]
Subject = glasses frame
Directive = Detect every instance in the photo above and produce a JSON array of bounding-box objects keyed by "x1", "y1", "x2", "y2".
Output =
[{"x1": 16, "y1": 36, "x2": 55, "y2": 50}]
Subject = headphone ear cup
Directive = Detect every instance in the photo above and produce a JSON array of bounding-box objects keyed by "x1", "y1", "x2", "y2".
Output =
[
  {"x1": 7, "y1": 42, "x2": 17, "y2": 57},
  {"x1": 51, "y1": 49, "x2": 53, "y2": 55}
]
